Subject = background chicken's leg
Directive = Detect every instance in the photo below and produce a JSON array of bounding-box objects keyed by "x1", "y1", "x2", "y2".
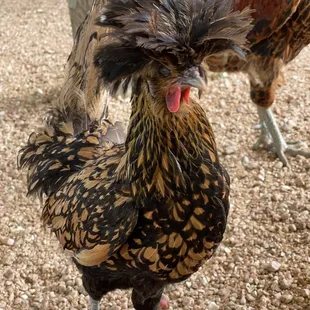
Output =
[
  {"x1": 248, "y1": 54, "x2": 310, "y2": 166},
  {"x1": 254, "y1": 106, "x2": 310, "y2": 166}
]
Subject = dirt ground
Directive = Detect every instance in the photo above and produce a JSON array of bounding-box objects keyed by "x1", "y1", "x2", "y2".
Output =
[{"x1": 0, "y1": 1, "x2": 309, "y2": 310}]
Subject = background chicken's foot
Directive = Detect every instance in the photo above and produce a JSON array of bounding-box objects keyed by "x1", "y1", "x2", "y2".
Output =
[
  {"x1": 253, "y1": 106, "x2": 310, "y2": 166},
  {"x1": 90, "y1": 297, "x2": 100, "y2": 310},
  {"x1": 252, "y1": 120, "x2": 273, "y2": 150}
]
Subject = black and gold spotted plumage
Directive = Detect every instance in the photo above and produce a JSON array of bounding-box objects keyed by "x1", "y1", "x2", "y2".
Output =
[{"x1": 19, "y1": 0, "x2": 252, "y2": 309}]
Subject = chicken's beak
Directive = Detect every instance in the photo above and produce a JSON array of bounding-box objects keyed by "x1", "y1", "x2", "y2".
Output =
[{"x1": 177, "y1": 67, "x2": 207, "y2": 92}]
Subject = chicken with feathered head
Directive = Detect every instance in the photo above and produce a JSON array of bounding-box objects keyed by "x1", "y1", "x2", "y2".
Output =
[{"x1": 19, "y1": 0, "x2": 252, "y2": 309}]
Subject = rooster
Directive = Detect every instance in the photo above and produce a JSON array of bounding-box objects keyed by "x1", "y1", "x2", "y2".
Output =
[
  {"x1": 19, "y1": 0, "x2": 252, "y2": 309},
  {"x1": 206, "y1": 0, "x2": 310, "y2": 166}
]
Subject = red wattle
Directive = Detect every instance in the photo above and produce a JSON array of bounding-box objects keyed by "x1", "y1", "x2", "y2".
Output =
[{"x1": 183, "y1": 87, "x2": 191, "y2": 104}]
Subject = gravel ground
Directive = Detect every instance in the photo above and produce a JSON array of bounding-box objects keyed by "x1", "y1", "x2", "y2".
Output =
[{"x1": 0, "y1": 1, "x2": 309, "y2": 310}]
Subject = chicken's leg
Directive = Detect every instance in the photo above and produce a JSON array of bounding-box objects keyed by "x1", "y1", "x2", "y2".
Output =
[
  {"x1": 90, "y1": 297, "x2": 100, "y2": 310},
  {"x1": 253, "y1": 106, "x2": 310, "y2": 166}
]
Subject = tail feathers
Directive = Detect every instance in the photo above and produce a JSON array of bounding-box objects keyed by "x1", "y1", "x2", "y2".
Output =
[{"x1": 18, "y1": 109, "x2": 125, "y2": 199}]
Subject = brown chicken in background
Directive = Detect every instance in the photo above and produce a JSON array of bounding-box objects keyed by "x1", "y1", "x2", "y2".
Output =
[
  {"x1": 206, "y1": 0, "x2": 310, "y2": 166},
  {"x1": 67, "y1": 0, "x2": 310, "y2": 167},
  {"x1": 19, "y1": 0, "x2": 252, "y2": 309}
]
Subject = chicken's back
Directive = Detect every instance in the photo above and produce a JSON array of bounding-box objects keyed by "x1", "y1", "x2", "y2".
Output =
[
  {"x1": 235, "y1": 0, "x2": 301, "y2": 45},
  {"x1": 251, "y1": 0, "x2": 310, "y2": 62}
]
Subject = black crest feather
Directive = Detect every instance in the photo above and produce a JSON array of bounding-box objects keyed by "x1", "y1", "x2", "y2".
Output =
[{"x1": 94, "y1": 0, "x2": 253, "y2": 91}]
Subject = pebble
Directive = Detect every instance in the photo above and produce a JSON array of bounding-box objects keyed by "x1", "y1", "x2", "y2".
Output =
[
  {"x1": 58, "y1": 283, "x2": 67, "y2": 294},
  {"x1": 220, "y1": 99, "x2": 226, "y2": 107},
  {"x1": 279, "y1": 278, "x2": 292, "y2": 290},
  {"x1": 36, "y1": 88, "x2": 44, "y2": 95},
  {"x1": 223, "y1": 146, "x2": 237, "y2": 155},
  {"x1": 208, "y1": 301, "x2": 220, "y2": 310},
  {"x1": 0, "y1": 237, "x2": 15, "y2": 246},
  {"x1": 302, "y1": 289, "x2": 310, "y2": 298},
  {"x1": 295, "y1": 177, "x2": 305, "y2": 187},
  {"x1": 280, "y1": 294, "x2": 293, "y2": 304},
  {"x1": 3, "y1": 269, "x2": 14, "y2": 280},
  {"x1": 242, "y1": 156, "x2": 258, "y2": 170},
  {"x1": 275, "y1": 161, "x2": 284, "y2": 169},
  {"x1": 266, "y1": 261, "x2": 281, "y2": 273},
  {"x1": 257, "y1": 173, "x2": 265, "y2": 182},
  {"x1": 182, "y1": 296, "x2": 194, "y2": 306},
  {"x1": 280, "y1": 185, "x2": 291, "y2": 192},
  {"x1": 21, "y1": 294, "x2": 28, "y2": 300},
  {"x1": 288, "y1": 224, "x2": 297, "y2": 232}
]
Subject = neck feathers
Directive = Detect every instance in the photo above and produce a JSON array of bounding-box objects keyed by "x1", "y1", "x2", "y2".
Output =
[{"x1": 116, "y1": 82, "x2": 218, "y2": 197}]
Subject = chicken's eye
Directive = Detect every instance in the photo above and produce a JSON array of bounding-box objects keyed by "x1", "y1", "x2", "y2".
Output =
[{"x1": 158, "y1": 66, "x2": 171, "y2": 77}]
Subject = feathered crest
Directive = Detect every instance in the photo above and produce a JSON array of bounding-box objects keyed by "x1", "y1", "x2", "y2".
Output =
[{"x1": 94, "y1": 0, "x2": 253, "y2": 90}]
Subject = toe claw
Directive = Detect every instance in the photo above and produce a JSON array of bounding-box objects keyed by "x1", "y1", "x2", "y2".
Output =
[{"x1": 286, "y1": 147, "x2": 310, "y2": 158}]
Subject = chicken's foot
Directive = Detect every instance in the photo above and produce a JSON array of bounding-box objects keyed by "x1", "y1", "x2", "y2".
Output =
[
  {"x1": 90, "y1": 297, "x2": 100, "y2": 310},
  {"x1": 253, "y1": 106, "x2": 310, "y2": 166},
  {"x1": 158, "y1": 294, "x2": 169, "y2": 309}
]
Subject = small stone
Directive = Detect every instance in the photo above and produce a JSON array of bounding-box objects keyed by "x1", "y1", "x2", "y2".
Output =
[
  {"x1": 7, "y1": 238, "x2": 14, "y2": 246},
  {"x1": 266, "y1": 261, "x2": 281, "y2": 272},
  {"x1": 36, "y1": 88, "x2": 44, "y2": 95},
  {"x1": 58, "y1": 283, "x2": 67, "y2": 294},
  {"x1": 280, "y1": 212, "x2": 290, "y2": 221},
  {"x1": 295, "y1": 177, "x2": 305, "y2": 188},
  {"x1": 220, "y1": 99, "x2": 226, "y2": 107},
  {"x1": 295, "y1": 297, "x2": 305, "y2": 304},
  {"x1": 280, "y1": 294, "x2": 293, "y2": 304},
  {"x1": 3, "y1": 269, "x2": 14, "y2": 280},
  {"x1": 275, "y1": 161, "x2": 284, "y2": 169},
  {"x1": 242, "y1": 156, "x2": 258, "y2": 170},
  {"x1": 41, "y1": 263, "x2": 51, "y2": 273},
  {"x1": 257, "y1": 173, "x2": 265, "y2": 182},
  {"x1": 219, "y1": 288, "x2": 230, "y2": 297},
  {"x1": 242, "y1": 155, "x2": 249, "y2": 164},
  {"x1": 246, "y1": 294, "x2": 255, "y2": 302},
  {"x1": 279, "y1": 278, "x2": 292, "y2": 290},
  {"x1": 280, "y1": 185, "x2": 291, "y2": 192},
  {"x1": 240, "y1": 294, "x2": 246, "y2": 305},
  {"x1": 0, "y1": 237, "x2": 14, "y2": 246},
  {"x1": 182, "y1": 297, "x2": 194, "y2": 306},
  {"x1": 272, "y1": 194, "x2": 282, "y2": 202},
  {"x1": 208, "y1": 301, "x2": 220, "y2": 310},
  {"x1": 288, "y1": 224, "x2": 297, "y2": 232},
  {"x1": 223, "y1": 146, "x2": 237, "y2": 155},
  {"x1": 302, "y1": 289, "x2": 310, "y2": 298},
  {"x1": 185, "y1": 281, "x2": 192, "y2": 289},
  {"x1": 200, "y1": 276, "x2": 208, "y2": 287}
]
